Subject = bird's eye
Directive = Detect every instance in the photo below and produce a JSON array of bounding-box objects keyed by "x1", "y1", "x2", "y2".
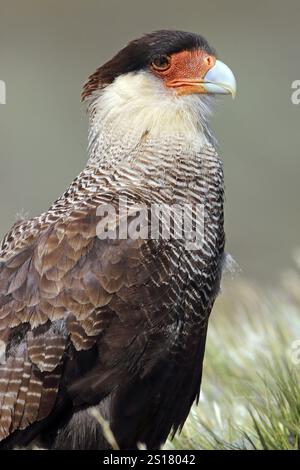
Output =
[{"x1": 151, "y1": 55, "x2": 171, "y2": 71}]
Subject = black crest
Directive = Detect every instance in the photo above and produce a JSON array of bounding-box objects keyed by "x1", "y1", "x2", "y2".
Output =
[{"x1": 82, "y1": 30, "x2": 216, "y2": 100}]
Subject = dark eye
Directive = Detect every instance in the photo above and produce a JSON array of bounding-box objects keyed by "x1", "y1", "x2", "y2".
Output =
[{"x1": 151, "y1": 55, "x2": 171, "y2": 71}]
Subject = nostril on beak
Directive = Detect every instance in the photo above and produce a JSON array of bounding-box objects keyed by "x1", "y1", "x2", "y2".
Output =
[{"x1": 205, "y1": 56, "x2": 214, "y2": 68}]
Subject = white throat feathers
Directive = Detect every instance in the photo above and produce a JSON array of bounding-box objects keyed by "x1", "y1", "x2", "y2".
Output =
[{"x1": 87, "y1": 71, "x2": 215, "y2": 165}]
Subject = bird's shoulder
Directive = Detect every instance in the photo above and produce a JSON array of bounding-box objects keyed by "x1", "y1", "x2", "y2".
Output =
[{"x1": 0, "y1": 193, "x2": 177, "y2": 347}]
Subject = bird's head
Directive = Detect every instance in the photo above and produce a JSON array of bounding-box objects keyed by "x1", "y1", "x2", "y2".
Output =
[{"x1": 83, "y1": 30, "x2": 236, "y2": 140}]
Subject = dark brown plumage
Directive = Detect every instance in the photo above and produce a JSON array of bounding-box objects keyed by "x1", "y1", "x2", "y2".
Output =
[{"x1": 0, "y1": 30, "x2": 235, "y2": 449}]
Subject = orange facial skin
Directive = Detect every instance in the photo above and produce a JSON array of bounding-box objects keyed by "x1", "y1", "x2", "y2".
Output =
[{"x1": 150, "y1": 50, "x2": 216, "y2": 95}]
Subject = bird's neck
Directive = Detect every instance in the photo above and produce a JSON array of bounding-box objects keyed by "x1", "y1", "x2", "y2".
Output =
[
  {"x1": 85, "y1": 72, "x2": 216, "y2": 171},
  {"x1": 51, "y1": 94, "x2": 220, "y2": 220},
  {"x1": 45, "y1": 76, "x2": 220, "y2": 227}
]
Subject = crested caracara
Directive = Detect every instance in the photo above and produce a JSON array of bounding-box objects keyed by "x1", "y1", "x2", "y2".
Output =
[{"x1": 0, "y1": 30, "x2": 236, "y2": 449}]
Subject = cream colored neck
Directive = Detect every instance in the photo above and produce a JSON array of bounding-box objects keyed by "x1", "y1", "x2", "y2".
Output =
[{"x1": 86, "y1": 71, "x2": 214, "y2": 168}]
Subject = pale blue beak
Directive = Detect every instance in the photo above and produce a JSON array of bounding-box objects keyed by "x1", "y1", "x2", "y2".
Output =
[{"x1": 203, "y1": 60, "x2": 237, "y2": 98}]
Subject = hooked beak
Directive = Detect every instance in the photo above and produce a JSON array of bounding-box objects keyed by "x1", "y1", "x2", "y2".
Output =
[{"x1": 202, "y1": 59, "x2": 237, "y2": 98}]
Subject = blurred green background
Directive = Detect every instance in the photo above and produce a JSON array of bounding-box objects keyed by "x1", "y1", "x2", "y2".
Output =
[{"x1": 0, "y1": 0, "x2": 299, "y2": 283}]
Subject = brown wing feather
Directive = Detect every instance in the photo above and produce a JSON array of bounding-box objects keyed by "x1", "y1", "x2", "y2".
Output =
[{"x1": 0, "y1": 197, "x2": 177, "y2": 443}]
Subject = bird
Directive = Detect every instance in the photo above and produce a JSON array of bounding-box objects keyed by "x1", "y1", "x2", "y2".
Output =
[{"x1": 0, "y1": 30, "x2": 236, "y2": 450}]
